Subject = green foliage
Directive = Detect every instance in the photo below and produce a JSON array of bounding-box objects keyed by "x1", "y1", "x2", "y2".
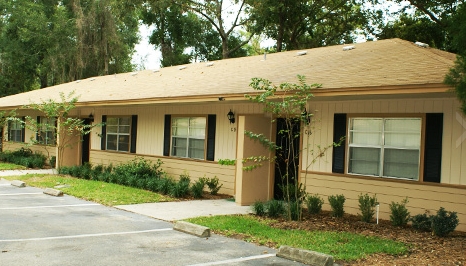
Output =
[
  {"x1": 204, "y1": 176, "x2": 223, "y2": 195},
  {"x1": 169, "y1": 173, "x2": 191, "y2": 198},
  {"x1": 0, "y1": 148, "x2": 47, "y2": 169},
  {"x1": 265, "y1": 200, "x2": 285, "y2": 218},
  {"x1": 281, "y1": 183, "x2": 306, "y2": 204},
  {"x1": 328, "y1": 194, "x2": 346, "y2": 218},
  {"x1": 445, "y1": 55, "x2": 466, "y2": 115},
  {"x1": 389, "y1": 198, "x2": 411, "y2": 227},
  {"x1": 252, "y1": 201, "x2": 267, "y2": 216},
  {"x1": 411, "y1": 213, "x2": 433, "y2": 232},
  {"x1": 247, "y1": 0, "x2": 374, "y2": 52},
  {"x1": 218, "y1": 159, "x2": 236, "y2": 166},
  {"x1": 0, "y1": 0, "x2": 138, "y2": 94},
  {"x1": 191, "y1": 179, "x2": 206, "y2": 199},
  {"x1": 287, "y1": 201, "x2": 302, "y2": 221},
  {"x1": 431, "y1": 207, "x2": 459, "y2": 237},
  {"x1": 358, "y1": 193, "x2": 377, "y2": 223},
  {"x1": 305, "y1": 194, "x2": 324, "y2": 214}
]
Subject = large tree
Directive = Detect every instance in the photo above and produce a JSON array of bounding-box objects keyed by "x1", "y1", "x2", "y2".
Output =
[
  {"x1": 379, "y1": 0, "x2": 464, "y2": 52},
  {"x1": 247, "y1": 0, "x2": 375, "y2": 52},
  {"x1": 0, "y1": 0, "x2": 139, "y2": 96}
]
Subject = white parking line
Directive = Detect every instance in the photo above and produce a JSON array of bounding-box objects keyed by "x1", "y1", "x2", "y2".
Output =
[
  {"x1": 187, "y1": 254, "x2": 276, "y2": 266},
  {"x1": 0, "y1": 203, "x2": 100, "y2": 210},
  {"x1": 0, "y1": 228, "x2": 173, "y2": 242},
  {"x1": 0, "y1": 192, "x2": 43, "y2": 196}
]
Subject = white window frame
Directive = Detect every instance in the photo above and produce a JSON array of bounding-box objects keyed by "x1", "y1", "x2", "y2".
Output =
[
  {"x1": 8, "y1": 119, "x2": 23, "y2": 142},
  {"x1": 106, "y1": 116, "x2": 131, "y2": 152},
  {"x1": 171, "y1": 117, "x2": 207, "y2": 160},
  {"x1": 347, "y1": 117, "x2": 422, "y2": 181},
  {"x1": 39, "y1": 117, "x2": 56, "y2": 145}
]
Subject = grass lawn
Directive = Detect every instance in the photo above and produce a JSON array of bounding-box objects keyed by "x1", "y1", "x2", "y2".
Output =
[
  {"x1": 0, "y1": 162, "x2": 26, "y2": 170},
  {"x1": 2, "y1": 174, "x2": 174, "y2": 206},
  {"x1": 187, "y1": 215, "x2": 408, "y2": 262}
]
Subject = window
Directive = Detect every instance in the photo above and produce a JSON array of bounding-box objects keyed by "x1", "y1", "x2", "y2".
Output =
[
  {"x1": 348, "y1": 117, "x2": 421, "y2": 180},
  {"x1": 8, "y1": 119, "x2": 23, "y2": 142},
  {"x1": 106, "y1": 117, "x2": 131, "y2": 152},
  {"x1": 171, "y1": 117, "x2": 206, "y2": 159},
  {"x1": 38, "y1": 117, "x2": 56, "y2": 145}
]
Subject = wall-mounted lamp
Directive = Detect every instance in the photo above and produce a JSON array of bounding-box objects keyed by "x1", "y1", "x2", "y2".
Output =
[
  {"x1": 302, "y1": 108, "x2": 311, "y2": 125},
  {"x1": 89, "y1": 113, "x2": 94, "y2": 122},
  {"x1": 227, "y1": 109, "x2": 235, "y2": 124}
]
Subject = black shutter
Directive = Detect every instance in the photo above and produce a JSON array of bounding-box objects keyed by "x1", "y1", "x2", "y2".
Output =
[
  {"x1": 206, "y1": 115, "x2": 216, "y2": 161},
  {"x1": 21, "y1": 117, "x2": 25, "y2": 142},
  {"x1": 7, "y1": 120, "x2": 11, "y2": 141},
  {"x1": 130, "y1": 115, "x2": 138, "y2": 153},
  {"x1": 163, "y1": 115, "x2": 171, "y2": 156},
  {"x1": 101, "y1": 115, "x2": 107, "y2": 150},
  {"x1": 332, "y1": 113, "x2": 347, "y2": 173},
  {"x1": 423, "y1": 113, "x2": 443, "y2": 183},
  {"x1": 36, "y1": 116, "x2": 40, "y2": 142}
]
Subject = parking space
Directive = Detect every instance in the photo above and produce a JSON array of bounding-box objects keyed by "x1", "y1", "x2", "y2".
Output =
[{"x1": 0, "y1": 179, "x2": 305, "y2": 266}]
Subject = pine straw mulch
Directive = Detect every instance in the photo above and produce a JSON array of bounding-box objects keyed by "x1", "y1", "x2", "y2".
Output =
[{"x1": 221, "y1": 210, "x2": 466, "y2": 266}]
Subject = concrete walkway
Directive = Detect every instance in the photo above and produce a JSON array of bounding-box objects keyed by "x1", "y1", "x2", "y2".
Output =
[
  {"x1": 0, "y1": 169, "x2": 251, "y2": 222},
  {"x1": 0, "y1": 169, "x2": 57, "y2": 176},
  {"x1": 116, "y1": 199, "x2": 252, "y2": 222}
]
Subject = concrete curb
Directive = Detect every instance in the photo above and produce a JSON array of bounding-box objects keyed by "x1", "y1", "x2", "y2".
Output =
[
  {"x1": 173, "y1": 221, "x2": 210, "y2": 237},
  {"x1": 11, "y1": 180, "x2": 26, "y2": 187},
  {"x1": 277, "y1": 245, "x2": 334, "y2": 266},
  {"x1": 43, "y1": 188, "x2": 63, "y2": 197}
]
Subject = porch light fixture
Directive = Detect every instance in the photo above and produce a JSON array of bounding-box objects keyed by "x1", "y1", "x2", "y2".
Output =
[
  {"x1": 302, "y1": 108, "x2": 311, "y2": 125},
  {"x1": 227, "y1": 109, "x2": 235, "y2": 124},
  {"x1": 89, "y1": 113, "x2": 94, "y2": 122}
]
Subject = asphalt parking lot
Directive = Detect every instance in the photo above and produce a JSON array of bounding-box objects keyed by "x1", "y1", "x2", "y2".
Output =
[{"x1": 0, "y1": 180, "x2": 306, "y2": 266}]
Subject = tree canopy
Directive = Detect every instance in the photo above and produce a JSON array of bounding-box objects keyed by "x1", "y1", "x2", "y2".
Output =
[{"x1": 0, "y1": 0, "x2": 139, "y2": 96}]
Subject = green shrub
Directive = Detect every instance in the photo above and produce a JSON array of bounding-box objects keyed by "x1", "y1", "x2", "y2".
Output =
[
  {"x1": 287, "y1": 201, "x2": 302, "y2": 221},
  {"x1": 411, "y1": 213, "x2": 432, "y2": 232},
  {"x1": 328, "y1": 194, "x2": 345, "y2": 218},
  {"x1": 305, "y1": 194, "x2": 324, "y2": 214},
  {"x1": 157, "y1": 176, "x2": 175, "y2": 195},
  {"x1": 266, "y1": 199, "x2": 285, "y2": 218},
  {"x1": 0, "y1": 148, "x2": 47, "y2": 169},
  {"x1": 431, "y1": 207, "x2": 459, "y2": 237},
  {"x1": 389, "y1": 198, "x2": 410, "y2": 227},
  {"x1": 358, "y1": 193, "x2": 377, "y2": 223},
  {"x1": 205, "y1": 176, "x2": 223, "y2": 195},
  {"x1": 191, "y1": 179, "x2": 205, "y2": 198},
  {"x1": 252, "y1": 201, "x2": 266, "y2": 216},
  {"x1": 170, "y1": 174, "x2": 191, "y2": 198}
]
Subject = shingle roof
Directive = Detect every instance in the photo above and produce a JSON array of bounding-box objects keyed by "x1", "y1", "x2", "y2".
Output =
[{"x1": 0, "y1": 38, "x2": 456, "y2": 108}]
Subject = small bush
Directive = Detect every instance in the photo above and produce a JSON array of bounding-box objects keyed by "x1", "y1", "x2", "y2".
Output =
[
  {"x1": 191, "y1": 179, "x2": 206, "y2": 198},
  {"x1": 266, "y1": 199, "x2": 285, "y2": 218},
  {"x1": 431, "y1": 207, "x2": 459, "y2": 237},
  {"x1": 389, "y1": 198, "x2": 410, "y2": 227},
  {"x1": 252, "y1": 201, "x2": 266, "y2": 216},
  {"x1": 358, "y1": 193, "x2": 377, "y2": 223},
  {"x1": 50, "y1": 156, "x2": 56, "y2": 168},
  {"x1": 411, "y1": 213, "x2": 432, "y2": 232},
  {"x1": 305, "y1": 194, "x2": 324, "y2": 214},
  {"x1": 170, "y1": 174, "x2": 191, "y2": 198},
  {"x1": 157, "y1": 176, "x2": 175, "y2": 195},
  {"x1": 205, "y1": 176, "x2": 223, "y2": 195},
  {"x1": 328, "y1": 194, "x2": 345, "y2": 218},
  {"x1": 287, "y1": 201, "x2": 302, "y2": 221}
]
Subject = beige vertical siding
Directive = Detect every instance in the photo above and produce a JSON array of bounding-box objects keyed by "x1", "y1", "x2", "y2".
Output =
[
  {"x1": 89, "y1": 150, "x2": 235, "y2": 195},
  {"x1": 302, "y1": 172, "x2": 466, "y2": 232},
  {"x1": 304, "y1": 97, "x2": 466, "y2": 185}
]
